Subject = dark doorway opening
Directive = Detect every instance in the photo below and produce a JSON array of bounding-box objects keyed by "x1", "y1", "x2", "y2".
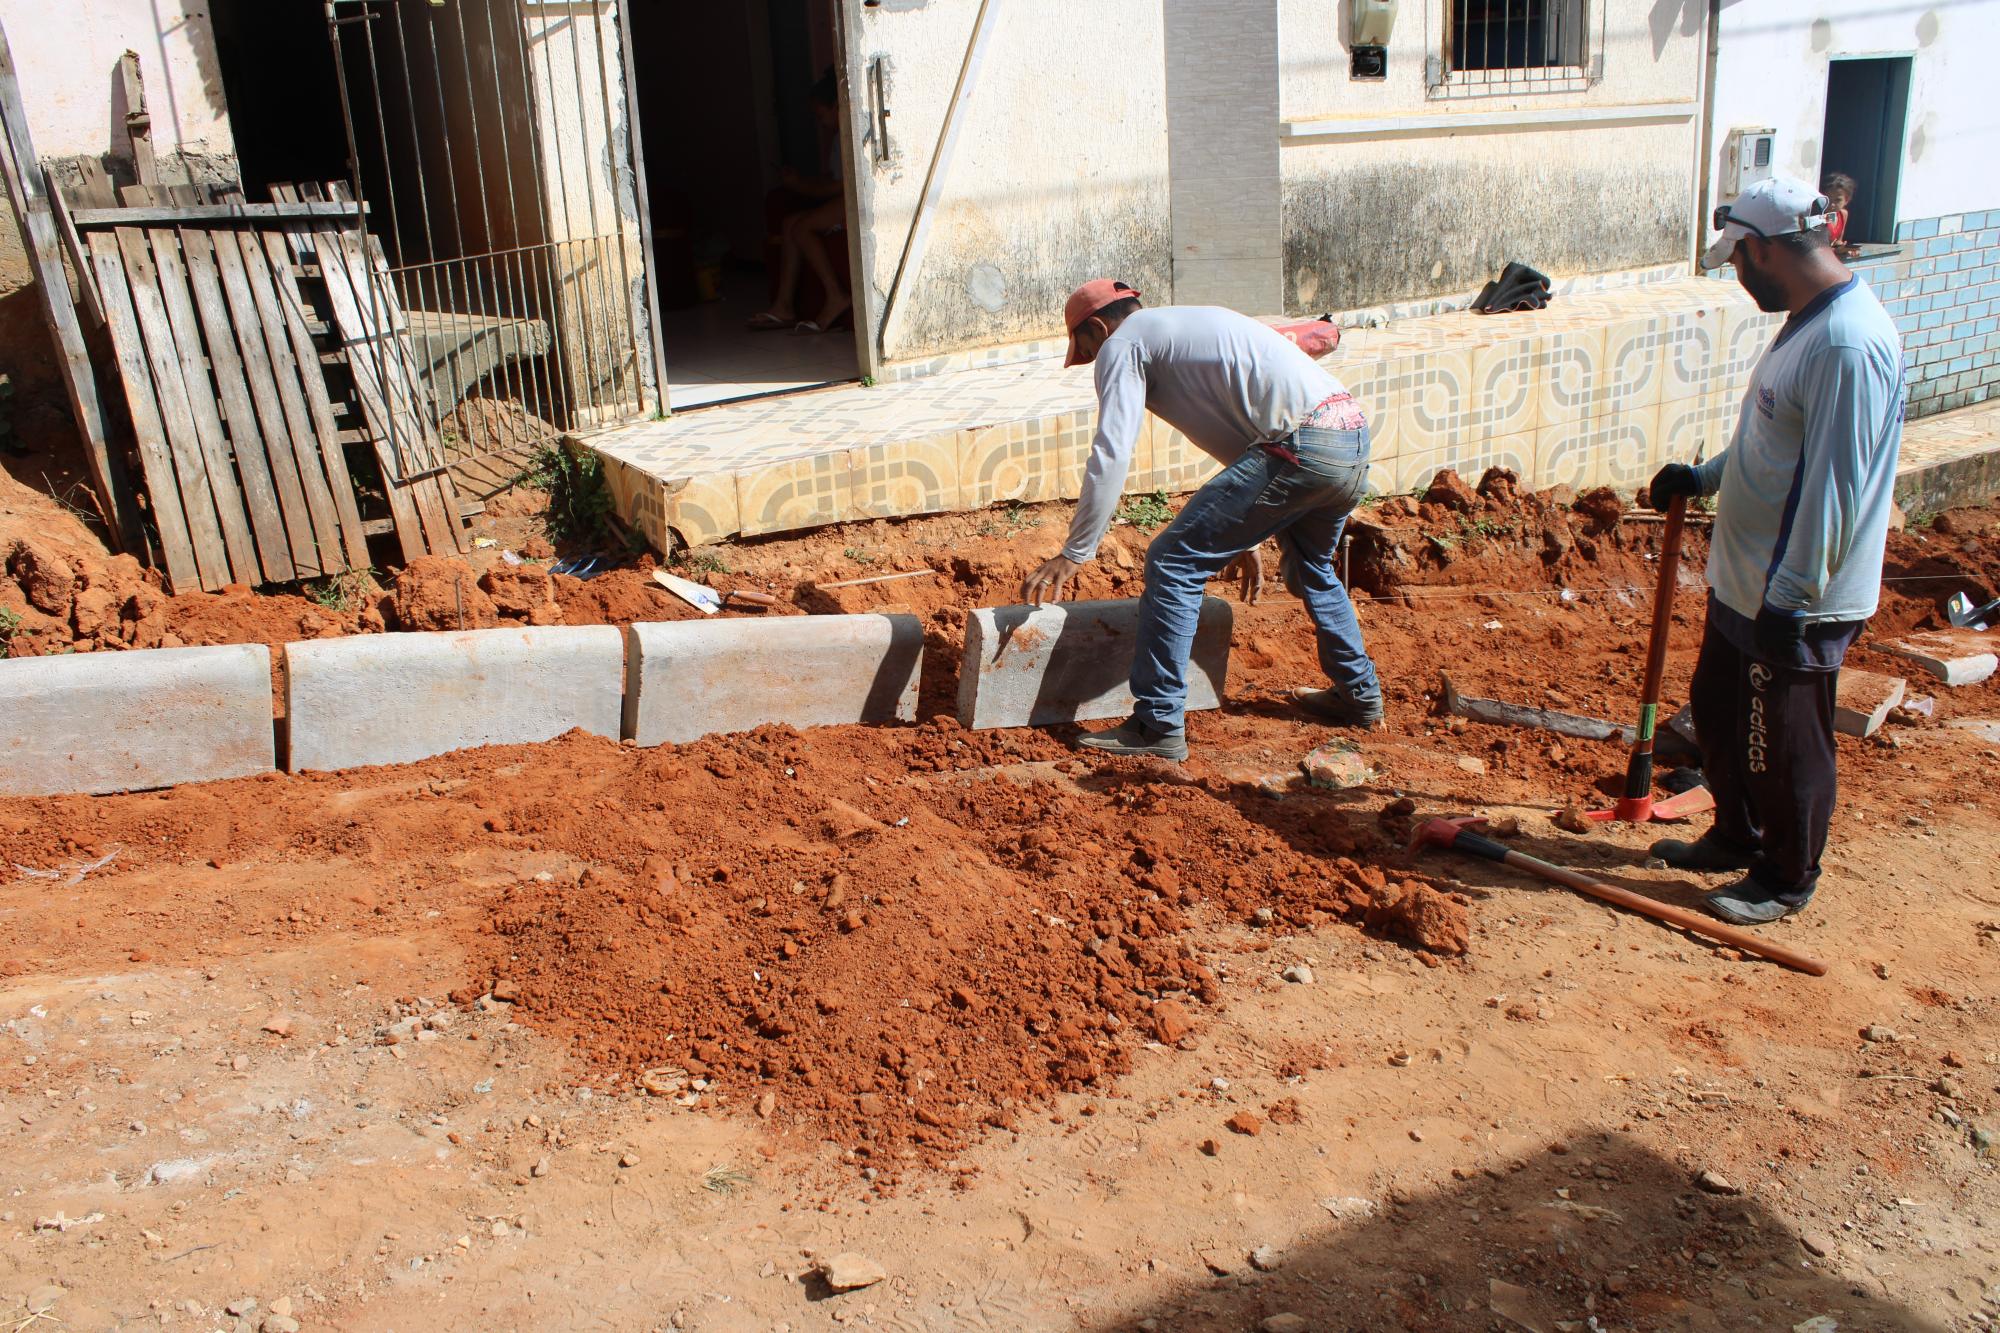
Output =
[
  {"x1": 207, "y1": 0, "x2": 350, "y2": 199},
  {"x1": 1820, "y1": 56, "x2": 1911, "y2": 246},
  {"x1": 626, "y1": 0, "x2": 859, "y2": 410}
]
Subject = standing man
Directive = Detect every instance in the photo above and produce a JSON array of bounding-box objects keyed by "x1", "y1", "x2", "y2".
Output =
[
  {"x1": 1021, "y1": 280, "x2": 1384, "y2": 761},
  {"x1": 1647, "y1": 176, "x2": 1904, "y2": 925}
]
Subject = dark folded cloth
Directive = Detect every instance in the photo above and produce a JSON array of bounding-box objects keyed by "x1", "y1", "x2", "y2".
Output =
[{"x1": 1470, "y1": 261, "x2": 1552, "y2": 314}]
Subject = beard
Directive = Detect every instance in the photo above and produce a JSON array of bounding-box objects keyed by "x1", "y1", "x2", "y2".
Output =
[{"x1": 1735, "y1": 249, "x2": 1789, "y2": 312}]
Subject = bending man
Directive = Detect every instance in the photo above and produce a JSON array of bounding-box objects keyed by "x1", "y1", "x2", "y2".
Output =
[
  {"x1": 1647, "y1": 175, "x2": 1904, "y2": 924},
  {"x1": 1022, "y1": 280, "x2": 1383, "y2": 761}
]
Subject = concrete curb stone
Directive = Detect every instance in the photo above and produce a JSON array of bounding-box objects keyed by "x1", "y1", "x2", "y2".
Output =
[
  {"x1": 0, "y1": 643, "x2": 275, "y2": 796},
  {"x1": 284, "y1": 626, "x2": 625, "y2": 772},
  {"x1": 623, "y1": 614, "x2": 924, "y2": 746},
  {"x1": 956, "y1": 597, "x2": 1232, "y2": 730}
]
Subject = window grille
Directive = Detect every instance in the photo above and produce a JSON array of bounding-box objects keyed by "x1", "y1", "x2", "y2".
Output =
[{"x1": 1428, "y1": 0, "x2": 1602, "y2": 96}]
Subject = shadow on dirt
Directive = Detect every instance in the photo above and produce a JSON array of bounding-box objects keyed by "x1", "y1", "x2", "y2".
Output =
[{"x1": 1077, "y1": 1129, "x2": 1948, "y2": 1332}]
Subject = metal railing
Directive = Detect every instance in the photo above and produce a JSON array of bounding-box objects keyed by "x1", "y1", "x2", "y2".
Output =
[{"x1": 325, "y1": 0, "x2": 656, "y2": 469}]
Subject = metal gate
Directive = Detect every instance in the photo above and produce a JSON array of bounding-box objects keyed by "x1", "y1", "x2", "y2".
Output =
[{"x1": 323, "y1": 0, "x2": 661, "y2": 470}]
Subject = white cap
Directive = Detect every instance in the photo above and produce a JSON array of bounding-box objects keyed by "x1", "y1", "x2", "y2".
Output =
[{"x1": 1702, "y1": 175, "x2": 1832, "y2": 269}]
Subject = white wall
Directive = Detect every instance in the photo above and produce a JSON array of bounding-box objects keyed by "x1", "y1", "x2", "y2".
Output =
[
  {"x1": 1276, "y1": 0, "x2": 1703, "y2": 313},
  {"x1": 843, "y1": 0, "x2": 1171, "y2": 365},
  {"x1": 0, "y1": 0, "x2": 232, "y2": 159},
  {"x1": 1709, "y1": 0, "x2": 2000, "y2": 222}
]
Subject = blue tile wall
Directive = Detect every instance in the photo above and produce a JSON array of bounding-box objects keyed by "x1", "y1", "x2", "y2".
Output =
[{"x1": 1856, "y1": 208, "x2": 2000, "y2": 417}]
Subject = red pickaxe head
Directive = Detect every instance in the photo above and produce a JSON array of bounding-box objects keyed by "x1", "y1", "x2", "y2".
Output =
[{"x1": 1406, "y1": 814, "x2": 1487, "y2": 855}]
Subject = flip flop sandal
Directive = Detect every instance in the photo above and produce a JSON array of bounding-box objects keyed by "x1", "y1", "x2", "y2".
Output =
[
  {"x1": 745, "y1": 312, "x2": 792, "y2": 332},
  {"x1": 790, "y1": 319, "x2": 828, "y2": 336}
]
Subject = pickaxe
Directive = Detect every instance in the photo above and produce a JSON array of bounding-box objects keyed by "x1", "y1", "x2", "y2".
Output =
[{"x1": 1408, "y1": 815, "x2": 1826, "y2": 976}]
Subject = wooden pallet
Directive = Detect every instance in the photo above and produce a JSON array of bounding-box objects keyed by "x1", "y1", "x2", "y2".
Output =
[{"x1": 270, "y1": 184, "x2": 466, "y2": 561}]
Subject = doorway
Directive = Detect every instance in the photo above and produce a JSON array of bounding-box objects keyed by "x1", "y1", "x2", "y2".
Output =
[
  {"x1": 625, "y1": 0, "x2": 861, "y2": 410},
  {"x1": 1820, "y1": 56, "x2": 1911, "y2": 246}
]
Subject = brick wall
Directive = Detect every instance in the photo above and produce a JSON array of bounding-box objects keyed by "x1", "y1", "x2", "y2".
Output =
[{"x1": 1851, "y1": 211, "x2": 2000, "y2": 419}]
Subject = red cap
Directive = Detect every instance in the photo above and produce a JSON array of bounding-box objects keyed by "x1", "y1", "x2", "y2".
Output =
[{"x1": 1063, "y1": 279, "x2": 1142, "y2": 367}]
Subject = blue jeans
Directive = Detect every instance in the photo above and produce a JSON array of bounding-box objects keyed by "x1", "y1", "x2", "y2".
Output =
[{"x1": 1131, "y1": 426, "x2": 1380, "y2": 732}]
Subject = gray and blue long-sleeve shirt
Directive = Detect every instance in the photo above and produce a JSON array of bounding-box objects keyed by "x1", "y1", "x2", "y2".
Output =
[
  {"x1": 1061, "y1": 306, "x2": 1348, "y2": 563},
  {"x1": 1694, "y1": 277, "x2": 1904, "y2": 641}
]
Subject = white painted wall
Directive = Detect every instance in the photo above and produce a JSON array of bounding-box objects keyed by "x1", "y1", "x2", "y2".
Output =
[
  {"x1": 1276, "y1": 0, "x2": 1703, "y2": 313},
  {"x1": 0, "y1": 0, "x2": 232, "y2": 159},
  {"x1": 1709, "y1": 0, "x2": 2000, "y2": 222},
  {"x1": 842, "y1": 0, "x2": 1171, "y2": 365}
]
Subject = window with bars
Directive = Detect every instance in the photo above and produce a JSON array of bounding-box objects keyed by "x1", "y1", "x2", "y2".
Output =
[{"x1": 1434, "y1": 0, "x2": 1593, "y2": 90}]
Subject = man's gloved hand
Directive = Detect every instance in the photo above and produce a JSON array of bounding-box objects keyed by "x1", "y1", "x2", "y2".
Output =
[
  {"x1": 1754, "y1": 604, "x2": 1808, "y2": 659},
  {"x1": 1647, "y1": 463, "x2": 1701, "y2": 513}
]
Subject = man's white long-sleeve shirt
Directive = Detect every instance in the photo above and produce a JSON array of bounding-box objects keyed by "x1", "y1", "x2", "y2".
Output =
[
  {"x1": 1060, "y1": 307, "x2": 1348, "y2": 563},
  {"x1": 1695, "y1": 277, "x2": 1904, "y2": 625}
]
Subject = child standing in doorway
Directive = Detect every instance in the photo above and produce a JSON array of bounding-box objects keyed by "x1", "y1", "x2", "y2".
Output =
[{"x1": 1822, "y1": 172, "x2": 1861, "y2": 258}]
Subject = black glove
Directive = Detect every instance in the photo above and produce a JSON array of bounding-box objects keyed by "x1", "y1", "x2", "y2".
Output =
[
  {"x1": 1647, "y1": 463, "x2": 1701, "y2": 513},
  {"x1": 1754, "y1": 604, "x2": 1807, "y2": 659}
]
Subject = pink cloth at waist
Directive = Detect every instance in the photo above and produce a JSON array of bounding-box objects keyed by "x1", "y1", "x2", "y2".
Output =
[{"x1": 1300, "y1": 391, "x2": 1367, "y2": 432}]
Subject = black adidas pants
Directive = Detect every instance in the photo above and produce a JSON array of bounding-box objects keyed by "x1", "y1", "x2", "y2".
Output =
[{"x1": 1687, "y1": 621, "x2": 1842, "y2": 901}]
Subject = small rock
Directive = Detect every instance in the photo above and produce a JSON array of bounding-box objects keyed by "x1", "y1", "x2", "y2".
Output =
[
  {"x1": 1944, "y1": 1050, "x2": 1967, "y2": 1068},
  {"x1": 1225, "y1": 1110, "x2": 1264, "y2": 1137},
  {"x1": 1262, "y1": 1316, "x2": 1309, "y2": 1333},
  {"x1": 757, "y1": 1092, "x2": 777, "y2": 1119},
  {"x1": 491, "y1": 978, "x2": 521, "y2": 1003},
  {"x1": 1604, "y1": 1271, "x2": 1630, "y2": 1295},
  {"x1": 261, "y1": 1318, "x2": 300, "y2": 1333},
  {"x1": 1934, "y1": 1076, "x2": 1963, "y2": 1099},
  {"x1": 230, "y1": 1054, "x2": 250, "y2": 1072},
  {"x1": 531, "y1": 1157, "x2": 550, "y2": 1178},
  {"x1": 1248, "y1": 1244, "x2": 1281, "y2": 1272},
  {"x1": 1861, "y1": 1025, "x2": 1899, "y2": 1043},
  {"x1": 1552, "y1": 805, "x2": 1593, "y2": 834},
  {"x1": 1409, "y1": 1128, "x2": 1424, "y2": 1142},
  {"x1": 1696, "y1": 1169, "x2": 1740, "y2": 1195},
  {"x1": 619, "y1": 1152, "x2": 640, "y2": 1168},
  {"x1": 1198, "y1": 1138, "x2": 1219, "y2": 1156},
  {"x1": 1695, "y1": 1249, "x2": 1721, "y2": 1268},
  {"x1": 1799, "y1": 1232, "x2": 1833, "y2": 1258},
  {"x1": 1643, "y1": 856, "x2": 1669, "y2": 870},
  {"x1": 225, "y1": 1298, "x2": 258, "y2": 1317},
  {"x1": 817, "y1": 1252, "x2": 887, "y2": 1292},
  {"x1": 268, "y1": 1297, "x2": 293, "y2": 1319},
  {"x1": 261, "y1": 1015, "x2": 293, "y2": 1038},
  {"x1": 491, "y1": 1220, "x2": 510, "y2": 1238},
  {"x1": 1281, "y1": 964, "x2": 1315, "y2": 985},
  {"x1": 1252, "y1": 907, "x2": 1274, "y2": 928}
]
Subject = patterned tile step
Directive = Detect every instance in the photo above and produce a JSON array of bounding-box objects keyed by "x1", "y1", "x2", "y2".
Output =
[{"x1": 590, "y1": 279, "x2": 1780, "y2": 549}]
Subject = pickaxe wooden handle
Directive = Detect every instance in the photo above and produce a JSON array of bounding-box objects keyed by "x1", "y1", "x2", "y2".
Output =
[{"x1": 1409, "y1": 816, "x2": 1827, "y2": 976}]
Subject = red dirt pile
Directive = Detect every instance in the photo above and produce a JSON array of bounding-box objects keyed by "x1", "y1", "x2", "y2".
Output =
[{"x1": 410, "y1": 721, "x2": 1446, "y2": 1177}]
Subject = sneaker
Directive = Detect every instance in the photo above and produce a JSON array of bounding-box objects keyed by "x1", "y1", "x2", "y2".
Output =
[
  {"x1": 1648, "y1": 833, "x2": 1756, "y2": 872},
  {"x1": 1074, "y1": 717, "x2": 1189, "y2": 762},
  {"x1": 1294, "y1": 687, "x2": 1385, "y2": 729},
  {"x1": 1704, "y1": 878, "x2": 1813, "y2": 925}
]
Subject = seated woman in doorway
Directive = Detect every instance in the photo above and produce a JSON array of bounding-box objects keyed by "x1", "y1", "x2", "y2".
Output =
[{"x1": 747, "y1": 70, "x2": 851, "y2": 336}]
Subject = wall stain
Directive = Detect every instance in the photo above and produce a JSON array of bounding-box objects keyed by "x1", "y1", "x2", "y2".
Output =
[
  {"x1": 1282, "y1": 162, "x2": 1687, "y2": 315},
  {"x1": 1915, "y1": 9, "x2": 1941, "y2": 46},
  {"x1": 883, "y1": 188, "x2": 1169, "y2": 361}
]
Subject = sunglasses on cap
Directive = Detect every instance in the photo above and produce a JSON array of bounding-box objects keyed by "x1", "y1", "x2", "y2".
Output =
[{"x1": 1711, "y1": 202, "x2": 1831, "y2": 237}]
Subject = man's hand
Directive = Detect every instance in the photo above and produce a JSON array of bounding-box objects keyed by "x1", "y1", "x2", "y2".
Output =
[
  {"x1": 1754, "y1": 604, "x2": 1807, "y2": 659},
  {"x1": 1220, "y1": 549, "x2": 1264, "y2": 604},
  {"x1": 1023, "y1": 555, "x2": 1085, "y2": 606},
  {"x1": 1647, "y1": 463, "x2": 1701, "y2": 513}
]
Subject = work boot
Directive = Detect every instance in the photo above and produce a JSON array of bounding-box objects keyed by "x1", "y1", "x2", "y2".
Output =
[
  {"x1": 1294, "y1": 686, "x2": 1385, "y2": 729},
  {"x1": 1073, "y1": 717, "x2": 1189, "y2": 762},
  {"x1": 1704, "y1": 878, "x2": 1813, "y2": 925},
  {"x1": 1648, "y1": 832, "x2": 1756, "y2": 872}
]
